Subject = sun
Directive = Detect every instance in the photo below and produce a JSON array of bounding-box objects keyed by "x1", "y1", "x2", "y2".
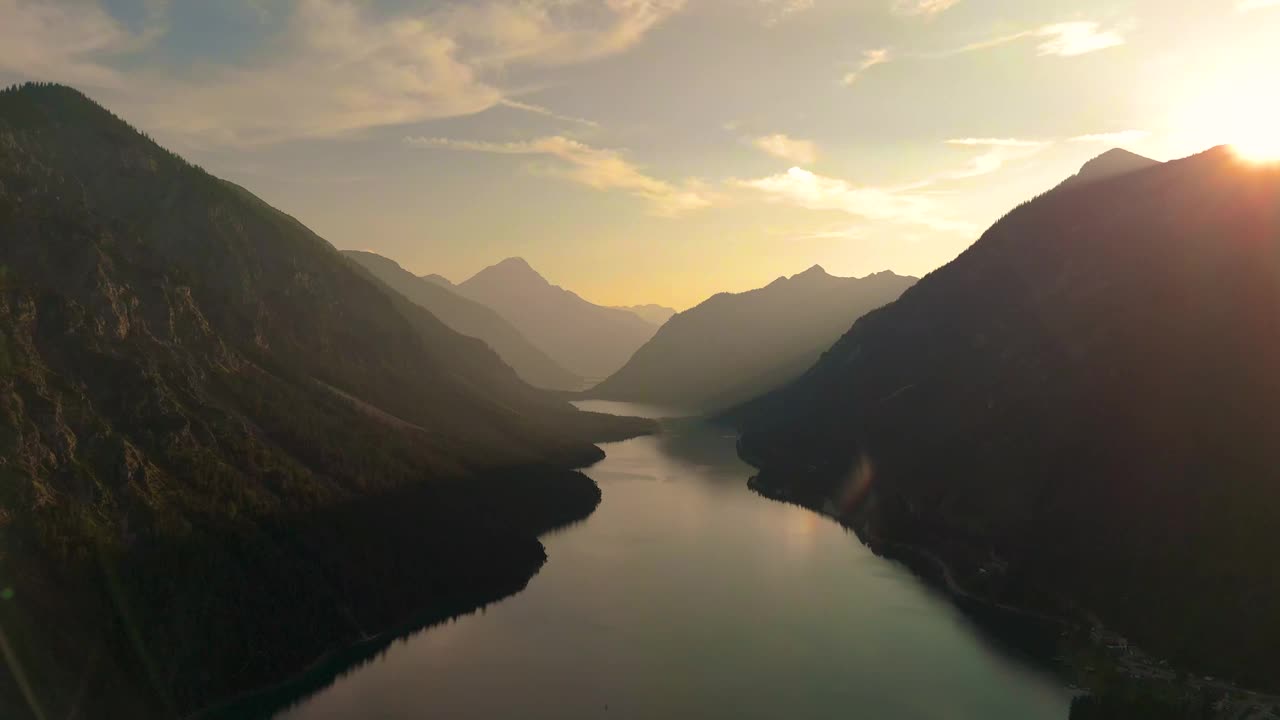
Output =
[
  {"x1": 1167, "y1": 50, "x2": 1280, "y2": 163},
  {"x1": 1190, "y1": 94, "x2": 1280, "y2": 163},
  {"x1": 1230, "y1": 136, "x2": 1280, "y2": 164}
]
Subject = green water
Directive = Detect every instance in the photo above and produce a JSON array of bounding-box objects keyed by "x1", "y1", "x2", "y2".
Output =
[{"x1": 277, "y1": 402, "x2": 1073, "y2": 719}]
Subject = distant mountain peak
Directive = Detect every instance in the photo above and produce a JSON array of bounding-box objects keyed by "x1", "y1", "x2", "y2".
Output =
[
  {"x1": 456, "y1": 256, "x2": 659, "y2": 378},
  {"x1": 1065, "y1": 148, "x2": 1161, "y2": 188},
  {"x1": 420, "y1": 273, "x2": 453, "y2": 288},
  {"x1": 462, "y1": 257, "x2": 552, "y2": 291},
  {"x1": 794, "y1": 264, "x2": 830, "y2": 280},
  {"x1": 494, "y1": 256, "x2": 536, "y2": 272}
]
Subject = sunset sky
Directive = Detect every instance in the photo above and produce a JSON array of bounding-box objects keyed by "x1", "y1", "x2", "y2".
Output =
[{"x1": 3, "y1": 0, "x2": 1277, "y2": 308}]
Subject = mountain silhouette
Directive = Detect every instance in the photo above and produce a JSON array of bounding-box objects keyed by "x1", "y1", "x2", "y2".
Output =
[
  {"x1": 591, "y1": 266, "x2": 914, "y2": 412},
  {"x1": 457, "y1": 258, "x2": 659, "y2": 380},
  {"x1": 420, "y1": 272, "x2": 455, "y2": 287},
  {"x1": 0, "y1": 83, "x2": 650, "y2": 717},
  {"x1": 343, "y1": 250, "x2": 581, "y2": 390},
  {"x1": 1059, "y1": 147, "x2": 1161, "y2": 188},
  {"x1": 612, "y1": 303, "x2": 677, "y2": 325},
  {"x1": 734, "y1": 146, "x2": 1280, "y2": 689}
]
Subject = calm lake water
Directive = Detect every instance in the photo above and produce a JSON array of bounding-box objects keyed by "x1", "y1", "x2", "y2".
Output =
[{"x1": 276, "y1": 401, "x2": 1074, "y2": 719}]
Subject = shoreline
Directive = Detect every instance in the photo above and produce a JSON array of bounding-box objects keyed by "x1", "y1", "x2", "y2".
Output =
[
  {"x1": 186, "y1": 466, "x2": 610, "y2": 720},
  {"x1": 187, "y1": 559, "x2": 546, "y2": 720},
  {"x1": 744, "y1": 472, "x2": 1280, "y2": 718}
]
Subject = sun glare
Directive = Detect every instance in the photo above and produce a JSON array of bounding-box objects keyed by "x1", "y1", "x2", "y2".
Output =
[
  {"x1": 1231, "y1": 136, "x2": 1280, "y2": 163},
  {"x1": 1172, "y1": 50, "x2": 1280, "y2": 163},
  {"x1": 1183, "y1": 96, "x2": 1280, "y2": 163}
]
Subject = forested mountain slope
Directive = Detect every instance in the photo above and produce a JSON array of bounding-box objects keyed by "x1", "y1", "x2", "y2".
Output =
[
  {"x1": 735, "y1": 147, "x2": 1280, "y2": 688},
  {"x1": 0, "y1": 83, "x2": 649, "y2": 718}
]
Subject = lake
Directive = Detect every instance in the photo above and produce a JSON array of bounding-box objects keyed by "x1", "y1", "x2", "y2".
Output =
[{"x1": 275, "y1": 401, "x2": 1074, "y2": 719}]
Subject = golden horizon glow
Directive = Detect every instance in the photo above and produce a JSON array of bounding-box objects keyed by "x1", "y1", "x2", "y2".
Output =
[
  {"x1": 1230, "y1": 140, "x2": 1280, "y2": 164},
  {"x1": 1168, "y1": 40, "x2": 1280, "y2": 165}
]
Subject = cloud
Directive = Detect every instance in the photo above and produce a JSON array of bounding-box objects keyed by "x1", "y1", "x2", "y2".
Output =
[
  {"x1": 1033, "y1": 22, "x2": 1125, "y2": 56},
  {"x1": 946, "y1": 21, "x2": 1125, "y2": 58},
  {"x1": 1237, "y1": 0, "x2": 1280, "y2": 10},
  {"x1": 0, "y1": 0, "x2": 164, "y2": 87},
  {"x1": 843, "y1": 48, "x2": 891, "y2": 85},
  {"x1": 498, "y1": 98, "x2": 599, "y2": 127},
  {"x1": 892, "y1": 0, "x2": 961, "y2": 18},
  {"x1": 943, "y1": 137, "x2": 1049, "y2": 179},
  {"x1": 139, "y1": 0, "x2": 496, "y2": 145},
  {"x1": 407, "y1": 135, "x2": 717, "y2": 216},
  {"x1": 1068, "y1": 130, "x2": 1149, "y2": 144},
  {"x1": 736, "y1": 167, "x2": 975, "y2": 234},
  {"x1": 444, "y1": 0, "x2": 686, "y2": 68},
  {"x1": 753, "y1": 134, "x2": 819, "y2": 164},
  {"x1": 35, "y1": 0, "x2": 684, "y2": 145},
  {"x1": 736, "y1": 136, "x2": 1055, "y2": 234}
]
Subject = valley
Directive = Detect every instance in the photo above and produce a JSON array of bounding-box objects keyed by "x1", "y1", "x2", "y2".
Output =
[{"x1": 2, "y1": 45, "x2": 1279, "y2": 718}]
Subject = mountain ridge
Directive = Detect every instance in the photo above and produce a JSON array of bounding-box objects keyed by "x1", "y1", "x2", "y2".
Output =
[
  {"x1": 342, "y1": 250, "x2": 581, "y2": 390},
  {"x1": 733, "y1": 145, "x2": 1280, "y2": 691},
  {"x1": 457, "y1": 257, "x2": 659, "y2": 379},
  {"x1": 1059, "y1": 147, "x2": 1162, "y2": 189},
  {"x1": 0, "y1": 82, "x2": 650, "y2": 718},
  {"x1": 611, "y1": 303, "x2": 676, "y2": 326},
  {"x1": 590, "y1": 267, "x2": 915, "y2": 412}
]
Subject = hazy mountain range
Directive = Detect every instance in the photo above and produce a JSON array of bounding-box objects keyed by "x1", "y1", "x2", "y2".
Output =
[
  {"x1": 452, "y1": 257, "x2": 661, "y2": 381},
  {"x1": 0, "y1": 83, "x2": 650, "y2": 717},
  {"x1": 611, "y1": 303, "x2": 677, "y2": 325},
  {"x1": 590, "y1": 266, "x2": 915, "y2": 412},
  {"x1": 734, "y1": 146, "x2": 1280, "y2": 689},
  {"x1": 342, "y1": 250, "x2": 581, "y2": 390}
]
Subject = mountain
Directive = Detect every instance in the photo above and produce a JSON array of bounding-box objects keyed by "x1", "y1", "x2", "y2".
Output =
[
  {"x1": 0, "y1": 83, "x2": 651, "y2": 718},
  {"x1": 1060, "y1": 148, "x2": 1162, "y2": 188},
  {"x1": 613, "y1": 303, "x2": 677, "y2": 326},
  {"x1": 343, "y1": 251, "x2": 581, "y2": 390},
  {"x1": 590, "y1": 267, "x2": 915, "y2": 412},
  {"x1": 456, "y1": 257, "x2": 659, "y2": 380},
  {"x1": 733, "y1": 147, "x2": 1280, "y2": 689},
  {"x1": 420, "y1": 272, "x2": 454, "y2": 288}
]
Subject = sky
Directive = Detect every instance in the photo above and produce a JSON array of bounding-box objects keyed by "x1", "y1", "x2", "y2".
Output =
[{"x1": 2, "y1": 0, "x2": 1278, "y2": 309}]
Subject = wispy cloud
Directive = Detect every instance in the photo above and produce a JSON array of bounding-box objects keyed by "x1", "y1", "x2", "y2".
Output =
[
  {"x1": 0, "y1": 0, "x2": 165, "y2": 87},
  {"x1": 843, "y1": 48, "x2": 891, "y2": 85},
  {"x1": 892, "y1": 0, "x2": 961, "y2": 18},
  {"x1": 445, "y1": 0, "x2": 686, "y2": 68},
  {"x1": 1237, "y1": 0, "x2": 1280, "y2": 10},
  {"x1": 407, "y1": 135, "x2": 718, "y2": 217},
  {"x1": 943, "y1": 138, "x2": 1049, "y2": 179},
  {"x1": 947, "y1": 21, "x2": 1125, "y2": 58},
  {"x1": 1034, "y1": 22, "x2": 1125, "y2": 56},
  {"x1": 1069, "y1": 130, "x2": 1149, "y2": 144},
  {"x1": 753, "y1": 134, "x2": 819, "y2": 164},
  {"x1": 7, "y1": 0, "x2": 684, "y2": 146},
  {"x1": 498, "y1": 98, "x2": 599, "y2": 127},
  {"x1": 736, "y1": 167, "x2": 976, "y2": 234},
  {"x1": 736, "y1": 136, "x2": 1054, "y2": 234}
]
